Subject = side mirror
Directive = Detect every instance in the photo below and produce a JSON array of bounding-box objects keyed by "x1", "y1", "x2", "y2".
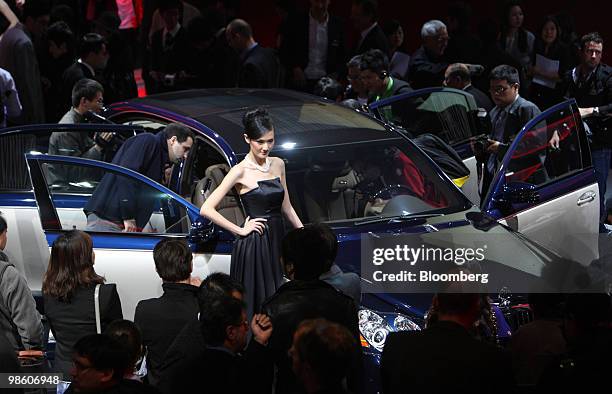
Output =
[
  {"x1": 188, "y1": 217, "x2": 215, "y2": 244},
  {"x1": 494, "y1": 182, "x2": 540, "y2": 214}
]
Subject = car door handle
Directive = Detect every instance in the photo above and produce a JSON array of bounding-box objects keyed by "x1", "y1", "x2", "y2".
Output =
[{"x1": 577, "y1": 191, "x2": 597, "y2": 206}]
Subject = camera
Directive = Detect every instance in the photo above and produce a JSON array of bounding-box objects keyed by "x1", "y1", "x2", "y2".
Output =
[{"x1": 472, "y1": 135, "x2": 490, "y2": 155}]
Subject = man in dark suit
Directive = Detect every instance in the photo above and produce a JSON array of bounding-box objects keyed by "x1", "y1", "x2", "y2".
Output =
[
  {"x1": 148, "y1": 0, "x2": 190, "y2": 93},
  {"x1": 62, "y1": 33, "x2": 109, "y2": 110},
  {"x1": 262, "y1": 225, "x2": 360, "y2": 394},
  {"x1": 226, "y1": 19, "x2": 280, "y2": 88},
  {"x1": 279, "y1": 0, "x2": 346, "y2": 91},
  {"x1": 444, "y1": 63, "x2": 493, "y2": 112},
  {"x1": 408, "y1": 19, "x2": 450, "y2": 89},
  {"x1": 482, "y1": 64, "x2": 541, "y2": 196},
  {"x1": 350, "y1": 0, "x2": 388, "y2": 56},
  {"x1": 381, "y1": 292, "x2": 514, "y2": 394},
  {"x1": 134, "y1": 238, "x2": 200, "y2": 387}
]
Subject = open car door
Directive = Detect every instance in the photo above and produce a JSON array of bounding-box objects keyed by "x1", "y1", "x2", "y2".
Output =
[{"x1": 482, "y1": 100, "x2": 599, "y2": 265}]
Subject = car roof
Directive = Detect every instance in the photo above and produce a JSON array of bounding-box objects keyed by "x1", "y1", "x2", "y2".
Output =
[{"x1": 122, "y1": 89, "x2": 391, "y2": 155}]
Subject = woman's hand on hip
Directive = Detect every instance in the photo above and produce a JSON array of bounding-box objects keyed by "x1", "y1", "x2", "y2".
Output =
[{"x1": 239, "y1": 216, "x2": 267, "y2": 236}]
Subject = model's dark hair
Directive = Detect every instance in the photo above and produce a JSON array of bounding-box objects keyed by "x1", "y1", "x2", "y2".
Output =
[
  {"x1": 42, "y1": 230, "x2": 104, "y2": 302},
  {"x1": 499, "y1": 0, "x2": 528, "y2": 54},
  {"x1": 78, "y1": 33, "x2": 106, "y2": 58},
  {"x1": 534, "y1": 15, "x2": 562, "y2": 57},
  {"x1": 105, "y1": 319, "x2": 143, "y2": 368},
  {"x1": 489, "y1": 64, "x2": 520, "y2": 85},
  {"x1": 153, "y1": 238, "x2": 192, "y2": 282},
  {"x1": 163, "y1": 123, "x2": 195, "y2": 143},
  {"x1": 0, "y1": 214, "x2": 6, "y2": 234},
  {"x1": 580, "y1": 32, "x2": 603, "y2": 50},
  {"x1": 71, "y1": 78, "x2": 103, "y2": 108},
  {"x1": 359, "y1": 49, "x2": 389, "y2": 76},
  {"x1": 293, "y1": 319, "x2": 357, "y2": 386},
  {"x1": 352, "y1": 0, "x2": 378, "y2": 21},
  {"x1": 243, "y1": 107, "x2": 273, "y2": 139},
  {"x1": 199, "y1": 295, "x2": 245, "y2": 346},
  {"x1": 281, "y1": 224, "x2": 337, "y2": 280},
  {"x1": 73, "y1": 334, "x2": 130, "y2": 381}
]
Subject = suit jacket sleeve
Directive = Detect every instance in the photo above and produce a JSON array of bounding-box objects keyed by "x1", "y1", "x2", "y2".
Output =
[
  {"x1": 115, "y1": 136, "x2": 158, "y2": 221},
  {"x1": 239, "y1": 63, "x2": 264, "y2": 89},
  {"x1": 13, "y1": 38, "x2": 44, "y2": 123},
  {"x1": 0, "y1": 265, "x2": 43, "y2": 349},
  {"x1": 243, "y1": 339, "x2": 274, "y2": 393},
  {"x1": 597, "y1": 72, "x2": 612, "y2": 115},
  {"x1": 101, "y1": 284, "x2": 123, "y2": 329}
]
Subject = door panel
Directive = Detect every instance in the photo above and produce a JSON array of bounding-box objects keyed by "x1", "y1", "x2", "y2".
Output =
[{"x1": 485, "y1": 100, "x2": 598, "y2": 264}]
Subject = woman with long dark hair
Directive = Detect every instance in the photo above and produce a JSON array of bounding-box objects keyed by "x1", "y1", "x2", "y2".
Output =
[
  {"x1": 529, "y1": 15, "x2": 573, "y2": 110},
  {"x1": 499, "y1": 0, "x2": 535, "y2": 90},
  {"x1": 43, "y1": 230, "x2": 122, "y2": 378},
  {"x1": 200, "y1": 107, "x2": 303, "y2": 319}
]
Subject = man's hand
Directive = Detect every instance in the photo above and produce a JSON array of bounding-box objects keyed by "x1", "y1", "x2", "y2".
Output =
[
  {"x1": 579, "y1": 107, "x2": 595, "y2": 117},
  {"x1": 94, "y1": 132, "x2": 114, "y2": 151},
  {"x1": 190, "y1": 276, "x2": 202, "y2": 287},
  {"x1": 486, "y1": 139, "x2": 501, "y2": 153},
  {"x1": 123, "y1": 219, "x2": 138, "y2": 232},
  {"x1": 251, "y1": 314, "x2": 273, "y2": 346},
  {"x1": 549, "y1": 130, "x2": 560, "y2": 150}
]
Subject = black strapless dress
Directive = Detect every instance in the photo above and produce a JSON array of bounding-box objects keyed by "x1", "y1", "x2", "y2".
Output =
[{"x1": 231, "y1": 177, "x2": 285, "y2": 318}]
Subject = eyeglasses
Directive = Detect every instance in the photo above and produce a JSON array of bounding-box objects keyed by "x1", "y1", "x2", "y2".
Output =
[{"x1": 489, "y1": 84, "x2": 515, "y2": 95}]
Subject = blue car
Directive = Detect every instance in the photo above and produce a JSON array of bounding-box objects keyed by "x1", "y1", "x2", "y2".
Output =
[{"x1": 0, "y1": 88, "x2": 603, "y2": 392}]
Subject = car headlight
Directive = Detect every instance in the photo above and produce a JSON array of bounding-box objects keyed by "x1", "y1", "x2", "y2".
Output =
[{"x1": 358, "y1": 308, "x2": 421, "y2": 352}]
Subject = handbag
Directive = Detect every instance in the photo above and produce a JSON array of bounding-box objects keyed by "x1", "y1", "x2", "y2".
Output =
[{"x1": 94, "y1": 284, "x2": 101, "y2": 334}]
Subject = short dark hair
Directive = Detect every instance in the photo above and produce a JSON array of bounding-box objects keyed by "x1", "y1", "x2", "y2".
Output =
[
  {"x1": 281, "y1": 224, "x2": 338, "y2": 280},
  {"x1": 105, "y1": 319, "x2": 143, "y2": 367},
  {"x1": 47, "y1": 21, "x2": 74, "y2": 48},
  {"x1": 73, "y1": 334, "x2": 130, "y2": 381},
  {"x1": 153, "y1": 238, "x2": 192, "y2": 282},
  {"x1": 23, "y1": 0, "x2": 51, "y2": 20},
  {"x1": 0, "y1": 214, "x2": 6, "y2": 234},
  {"x1": 227, "y1": 18, "x2": 253, "y2": 39},
  {"x1": 580, "y1": 32, "x2": 603, "y2": 50},
  {"x1": 435, "y1": 293, "x2": 480, "y2": 315},
  {"x1": 200, "y1": 272, "x2": 244, "y2": 297},
  {"x1": 78, "y1": 33, "x2": 106, "y2": 58},
  {"x1": 200, "y1": 295, "x2": 245, "y2": 346},
  {"x1": 359, "y1": 49, "x2": 389, "y2": 76},
  {"x1": 163, "y1": 123, "x2": 195, "y2": 143},
  {"x1": 243, "y1": 107, "x2": 273, "y2": 139},
  {"x1": 353, "y1": 0, "x2": 378, "y2": 21},
  {"x1": 71, "y1": 78, "x2": 103, "y2": 108},
  {"x1": 293, "y1": 319, "x2": 357, "y2": 386},
  {"x1": 158, "y1": 0, "x2": 182, "y2": 13},
  {"x1": 447, "y1": 63, "x2": 471, "y2": 83},
  {"x1": 313, "y1": 77, "x2": 343, "y2": 101},
  {"x1": 489, "y1": 64, "x2": 520, "y2": 85},
  {"x1": 347, "y1": 54, "x2": 363, "y2": 69},
  {"x1": 50, "y1": 4, "x2": 75, "y2": 29}
]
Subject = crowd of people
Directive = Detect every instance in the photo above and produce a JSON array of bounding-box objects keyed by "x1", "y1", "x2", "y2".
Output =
[{"x1": 0, "y1": 0, "x2": 611, "y2": 393}]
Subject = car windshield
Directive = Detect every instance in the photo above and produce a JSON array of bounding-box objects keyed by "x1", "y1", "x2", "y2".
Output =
[{"x1": 254, "y1": 135, "x2": 471, "y2": 225}]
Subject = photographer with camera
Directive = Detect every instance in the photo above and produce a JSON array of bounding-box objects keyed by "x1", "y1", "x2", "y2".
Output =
[{"x1": 48, "y1": 78, "x2": 115, "y2": 186}]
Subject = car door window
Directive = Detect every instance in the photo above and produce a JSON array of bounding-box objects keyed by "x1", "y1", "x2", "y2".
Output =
[
  {"x1": 371, "y1": 89, "x2": 480, "y2": 145},
  {"x1": 39, "y1": 161, "x2": 191, "y2": 234},
  {"x1": 504, "y1": 103, "x2": 586, "y2": 186}
]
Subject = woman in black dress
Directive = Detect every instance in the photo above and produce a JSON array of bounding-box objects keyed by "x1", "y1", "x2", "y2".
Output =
[
  {"x1": 200, "y1": 108, "x2": 303, "y2": 318},
  {"x1": 43, "y1": 230, "x2": 123, "y2": 379}
]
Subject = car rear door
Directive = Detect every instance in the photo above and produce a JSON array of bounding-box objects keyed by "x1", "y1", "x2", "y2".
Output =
[
  {"x1": 482, "y1": 99, "x2": 598, "y2": 265},
  {"x1": 22, "y1": 153, "x2": 231, "y2": 319},
  {"x1": 369, "y1": 87, "x2": 488, "y2": 204}
]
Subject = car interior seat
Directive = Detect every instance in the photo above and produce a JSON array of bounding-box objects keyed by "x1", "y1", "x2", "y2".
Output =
[{"x1": 192, "y1": 164, "x2": 245, "y2": 225}]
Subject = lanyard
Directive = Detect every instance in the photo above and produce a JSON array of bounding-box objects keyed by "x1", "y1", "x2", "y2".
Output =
[{"x1": 375, "y1": 77, "x2": 394, "y2": 102}]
